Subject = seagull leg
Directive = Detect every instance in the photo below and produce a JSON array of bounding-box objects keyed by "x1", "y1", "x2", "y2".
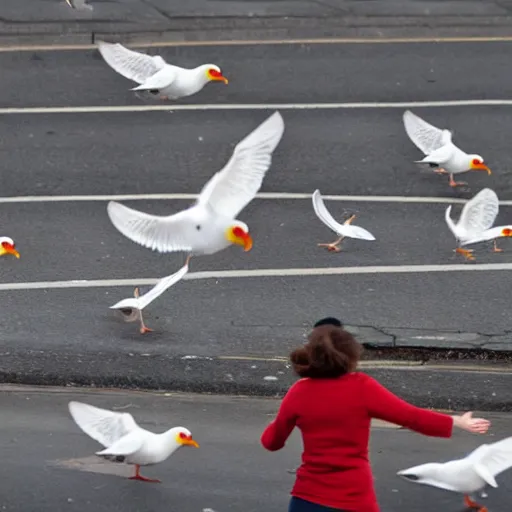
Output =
[
  {"x1": 318, "y1": 236, "x2": 344, "y2": 252},
  {"x1": 449, "y1": 174, "x2": 467, "y2": 187},
  {"x1": 463, "y1": 495, "x2": 486, "y2": 511},
  {"x1": 133, "y1": 288, "x2": 153, "y2": 334},
  {"x1": 434, "y1": 168, "x2": 448, "y2": 174},
  {"x1": 129, "y1": 464, "x2": 161, "y2": 483},
  {"x1": 492, "y1": 240, "x2": 504, "y2": 253},
  {"x1": 185, "y1": 254, "x2": 192, "y2": 266},
  {"x1": 455, "y1": 248, "x2": 475, "y2": 261}
]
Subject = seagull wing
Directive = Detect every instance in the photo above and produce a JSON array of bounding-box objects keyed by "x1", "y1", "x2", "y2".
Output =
[
  {"x1": 403, "y1": 110, "x2": 452, "y2": 156},
  {"x1": 97, "y1": 41, "x2": 167, "y2": 85},
  {"x1": 312, "y1": 189, "x2": 376, "y2": 240},
  {"x1": 458, "y1": 188, "x2": 499, "y2": 236},
  {"x1": 68, "y1": 401, "x2": 139, "y2": 449},
  {"x1": 467, "y1": 437, "x2": 512, "y2": 488},
  {"x1": 130, "y1": 66, "x2": 177, "y2": 91},
  {"x1": 196, "y1": 111, "x2": 285, "y2": 219},
  {"x1": 110, "y1": 264, "x2": 189, "y2": 311},
  {"x1": 107, "y1": 201, "x2": 196, "y2": 254},
  {"x1": 95, "y1": 431, "x2": 145, "y2": 457}
]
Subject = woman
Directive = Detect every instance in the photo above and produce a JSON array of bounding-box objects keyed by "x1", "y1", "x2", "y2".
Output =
[{"x1": 260, "y1": 325, "x2": 490, "y2": 512}]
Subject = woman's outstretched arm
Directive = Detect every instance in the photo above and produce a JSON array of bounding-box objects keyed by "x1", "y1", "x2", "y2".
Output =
[{"x1": 362, "y1": 374, "x2": 490, "y2": 437}]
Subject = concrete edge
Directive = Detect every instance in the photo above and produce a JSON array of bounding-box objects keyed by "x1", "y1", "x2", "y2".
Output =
[
  {"x1": 2, "y1": 16, "x2": 512, "y2": 47},
  {"x1": 1, "y1": 350, "x2": 512, "y2": 411}
]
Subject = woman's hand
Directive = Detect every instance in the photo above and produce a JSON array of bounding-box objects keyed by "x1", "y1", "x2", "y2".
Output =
[{"x1": 452, "y1": 412, "x2": 491, "y2": 434}]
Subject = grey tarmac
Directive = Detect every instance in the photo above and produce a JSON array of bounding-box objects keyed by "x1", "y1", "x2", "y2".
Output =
[{"x1": 1, "y1": 387, "x2": 511, "y2": 512}]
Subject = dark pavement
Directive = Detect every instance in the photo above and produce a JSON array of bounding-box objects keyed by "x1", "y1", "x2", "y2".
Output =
[
  {"x1": 2, "y1": 40, "x2": 512, "y2": 406},
  {"x1": 1, "y1": 387, "x2": 511, "y2": 512},
  {"x1": 3, "y1": 42, "x2": 512, "y2": 107},
  {"x1": 0, "y1": 109, "x2": 509, "y2": 198}
]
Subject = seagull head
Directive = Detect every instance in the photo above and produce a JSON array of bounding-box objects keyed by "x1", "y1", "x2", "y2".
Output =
[
  {"x1": 225, "y1": 222, "x2": 253, "y2": 252},
  {"x1": 203, "y1": 64, "x2": 229, "y2": 85},
  {"x1": 468, "y1": 155, "x2": 491, "y2": 175},
  {"x1": 397, "y1": 463, "x2": 442, "y2": 487},
  {"x1": 0, "y1": 237, "x2": 20, "y2": 259},
  {"x1": 173, "y1": 427, "x2": 200, "y2": 448},
  {"x1": 501, "y1": 228, "x2": 512, "y2": 237}
]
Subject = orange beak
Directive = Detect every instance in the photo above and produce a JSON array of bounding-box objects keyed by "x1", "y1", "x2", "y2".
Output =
[
  {"x1": 3, "y1": 243, "x2": 20, "y2": 259},
  {"x1": 216, "y1": 75, "x2": 229, "y2": 85},
  {"x1": 182, "y1": 436, "x2": 199, "y2": 448},
  {"x1": 471, "y1": 162, "x2": 491, "y2": 175},
  {"x1": 242, "y1": 232, "x2": 253, "y2": 252}
]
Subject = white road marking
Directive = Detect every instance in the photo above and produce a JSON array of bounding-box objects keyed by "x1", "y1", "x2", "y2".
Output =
[
  {"x1": 1, "y1": 263, "x2": 512, "y2": 291},
  {"x1": 2, "y1": 35, "x2": 512, "y2": 52},
  {"x1": 2, "y1": 100, "x2": 512, "y2": 115},
  {"x1": 1, "y1": 193, "x2": 511, "y2": 206}
]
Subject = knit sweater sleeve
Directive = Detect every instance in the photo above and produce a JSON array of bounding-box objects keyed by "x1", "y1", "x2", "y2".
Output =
[
  {"x1": 362, "y1": 374, "x2": 453, "y2": 437},
  {"x1": 260, "y1": 381, "x2": 300, "y2": 451}
]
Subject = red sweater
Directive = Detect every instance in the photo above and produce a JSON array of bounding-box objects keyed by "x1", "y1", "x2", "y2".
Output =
[{"x1": 260, "y1": 372, "x2": 453, "y2": 512}]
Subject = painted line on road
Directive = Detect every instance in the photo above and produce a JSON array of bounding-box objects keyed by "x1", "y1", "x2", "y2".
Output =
[
  {"x1": 3, "y1": 99, "x2": 512, "y2": 115},
  {"x1": 2, "y1": 263, "x2": 512, "y2": 292},
  {"x1": 1, "y1": 192, "x2": 512, "y2": 206},
  {"x1": 3, "y1": 36, "x2": 512, "y2": 52}
]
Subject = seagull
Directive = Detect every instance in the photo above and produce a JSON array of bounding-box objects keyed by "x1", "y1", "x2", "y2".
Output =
[
  {"x1": 402, "y1": 110, "x2": 491, "y2": 188},
  {"x1": 107, "y1": 111, "x2": 285, "y2": 270},
  {"x1": 312, "y1": 189, "x2": 376, "y2": 252},
  {"x1": 68, "y1": 401, "x2": 199, "y2": 483},
  {"x1": 0, "y1": 237, "x2": 20, "y2": 259},
  {"x1": 110, "y1": 263, "x2": 189, "y2": 334},
  {"x1": 445, "y1": 188, "x2": 512, "y2": 261},
  {"x1": 96, "y1": 40, "x2": 228, "y2": 101},
  {"x1": 397, "y1": 436, "x2": 512, "y2": 512}
]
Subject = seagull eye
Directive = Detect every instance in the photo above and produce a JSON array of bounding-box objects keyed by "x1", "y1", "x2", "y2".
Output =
[
  {"x1": 232, "y1": 227, "x2": 244, "y2": 237},
  {"x1": 179, "y1": 432, "x2": 187, "y2": 439},
  {"x1": 472, "y1": 158, "x2": 481, "y2": 165},
  {"x1": 208, "y1": 69, "x2": 221, "y2": 78}
]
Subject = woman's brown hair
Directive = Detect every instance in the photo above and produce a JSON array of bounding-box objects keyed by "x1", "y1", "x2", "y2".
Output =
[{"x1": 290, "y1": 325, "x2": 363, "y2": 379}]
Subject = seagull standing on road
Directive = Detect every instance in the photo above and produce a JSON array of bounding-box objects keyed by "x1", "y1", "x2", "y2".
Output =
[
  {"x1": 445, "y1": 188, "x2": 512, "y2": 261},
  {"x1": 0, "y1": 237, "x2": 20, "y2": 259},
  {"x1": 107, "y1": 111, "x2": 284, "y2": 266},
  {"x1": 96, "y1": 41, "x2": 229, "y2": 101},
  {"x1": 397, "y1": 435, "x2": 512, "y2": 512},
  {"x1": 68, "y1": 401, "x2": 199, "y2": 483},
  {"x1": 110, "y1": 263, "x2": 189, "y2": 334},
  {"x1": 402, "y1": 110, "x2": 491, "y2": 188},
  {"x1": 311, "y1": 189, "x2": 376, "y2": 252}
]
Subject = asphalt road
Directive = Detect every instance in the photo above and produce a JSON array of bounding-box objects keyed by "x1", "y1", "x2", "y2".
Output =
[
  {"x1": 3, "y1": 41, "x2": 512, "y2": 107},
  {"x1": 2, "y1": 41, "x2": 512, "y2": 405},
  {"x1": 1, "y1": 387, "x2": 511, "y2": 512}
]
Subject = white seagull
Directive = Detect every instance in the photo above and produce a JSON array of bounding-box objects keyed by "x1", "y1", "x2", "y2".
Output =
[
  {"x1": 107, "y1": 111, "x2": 285, "y2": 268},
  {"x1": 397, "y1": 436, "x2": 512, "y2": 512},
  {"x1": 68, "y1": 401, "x2": 199, "y2": 483},
  {"x1": 96, "y1": 40, "x2": 228, "y2": 101},
  {"x1": 445, "y1": 188, "x2": 512, "y2": 261},
  {"x1": 0, "y1": 237, "x2": 20, "y2": 259},
  {"x1": 312, "y1": 189, "x2": 376, "y2": 252},
  {"x1": 110, "y1": 263, "x2": 189, "y2": 334},
  {"x1": 402, "y1": 110, "x2": 491, "y2": 188}
]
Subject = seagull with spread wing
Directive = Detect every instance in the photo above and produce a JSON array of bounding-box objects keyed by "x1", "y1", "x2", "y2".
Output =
[
  {"x1": 110, "y1": 263, "x2": 189, "y2": 334},
  {"x1": 312, "y1": 190, "x2": 376, "y2": 252},
  {"x1": 398, "y1": 436, "x2": 512, "y2": 512},
  {"x1": 68, "y1": 401, "x2": 199, "y2": 483},
  {"x1": 445, "y1": 188, "x2": 512, "y2": 261},
  {"x1": 403, "y1": 110, "x2": 491, "y2": 188},
  {"x1": 107, "y1": 111, "x2": 284, "y2": 300},
  {"x1": 96, "y1": 40, "x2": 228, "y2": 101}
]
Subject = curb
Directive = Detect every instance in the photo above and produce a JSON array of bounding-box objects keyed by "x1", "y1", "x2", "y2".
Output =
[
  {"x1": 1, "y1": 349, "x2": 512, "y2": 412},
  {"x1": 3, "y1": 16, "x2": 512, "y2": 48}
]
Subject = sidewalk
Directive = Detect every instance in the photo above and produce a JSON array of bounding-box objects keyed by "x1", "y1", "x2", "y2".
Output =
[{"x1": 3, "y1": 0, "x2": 512, "y2": 45}]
